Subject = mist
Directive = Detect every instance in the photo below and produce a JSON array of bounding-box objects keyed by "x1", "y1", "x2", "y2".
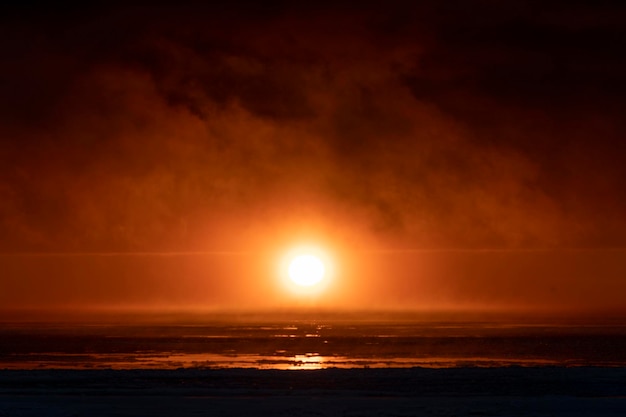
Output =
[{"x1": 1, "y1": 2, "x2": 625, "y2": 317}]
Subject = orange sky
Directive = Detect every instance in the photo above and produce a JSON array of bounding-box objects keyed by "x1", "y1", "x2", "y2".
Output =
[
  {"x1": 2, "y1": 248, "x2": 625, "y2": 317},
  {"x1": 1, "y1": 2, "x2": 625, "y2": 319}
]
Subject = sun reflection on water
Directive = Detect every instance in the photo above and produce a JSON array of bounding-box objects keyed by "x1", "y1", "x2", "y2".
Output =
[{"x1": 289, "y1": 353, "x2": 325, "y2": 370}]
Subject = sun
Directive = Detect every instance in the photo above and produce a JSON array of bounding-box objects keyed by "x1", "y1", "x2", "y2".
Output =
[
  {"x1": 288, "y1": 254, "x2": 325, "y2": 287},
  {"x1": 279, "y1": 245, "x2": 334, "y2": 295}
]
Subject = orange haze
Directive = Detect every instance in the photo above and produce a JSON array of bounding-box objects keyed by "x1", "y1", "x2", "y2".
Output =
[
  {"x1": 2, "y1": 246, "x2": 625, "y2": 319},
  {"x1": 1, "y1": 3, "x2": 626, "y2": 321}
]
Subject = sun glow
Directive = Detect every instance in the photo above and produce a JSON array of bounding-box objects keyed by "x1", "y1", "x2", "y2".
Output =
[
  {"x1": 279, "y1": 245, "x2": 334, "y2": 296},
  {"x1": 288, "y1": 254, "x2": 325, "y2": 286}
]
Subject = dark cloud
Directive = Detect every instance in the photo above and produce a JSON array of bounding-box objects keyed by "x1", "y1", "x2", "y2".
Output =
[{"x1": 1, "y1": 1, "x2": 625, "y2": 253}]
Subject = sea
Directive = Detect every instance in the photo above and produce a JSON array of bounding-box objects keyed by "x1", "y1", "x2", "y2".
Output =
[{"x1": 2, "y1": 313, "x2": 626, "y2": 370}]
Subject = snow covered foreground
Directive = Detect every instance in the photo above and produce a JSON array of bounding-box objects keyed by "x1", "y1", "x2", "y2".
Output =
[{"x1": 1, "y1": 367, "x2": 625, "y2": 416}]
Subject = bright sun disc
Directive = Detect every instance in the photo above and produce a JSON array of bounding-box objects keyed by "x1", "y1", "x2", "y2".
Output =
[{"x1": 288, "y1": 254, "x2": 326, "y2": 287}]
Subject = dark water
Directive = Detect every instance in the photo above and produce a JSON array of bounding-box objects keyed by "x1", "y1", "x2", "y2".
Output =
[{"x1": 2, "y1": 319, "x2": 626, "y2": 369}]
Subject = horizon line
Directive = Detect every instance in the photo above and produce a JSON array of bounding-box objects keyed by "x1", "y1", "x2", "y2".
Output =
[{"x1": 1, "y1": 247, "x2": 626, "y2": 257}]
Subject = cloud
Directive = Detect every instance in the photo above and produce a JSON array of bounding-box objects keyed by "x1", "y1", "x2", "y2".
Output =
[{"x1": 1, "y1": 2, "x2": 625, "y2": 252}]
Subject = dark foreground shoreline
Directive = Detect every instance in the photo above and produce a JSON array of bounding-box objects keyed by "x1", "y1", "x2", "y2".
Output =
[{"x1": 1, "y1": 367, "x2": 625, "y2": 416}]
